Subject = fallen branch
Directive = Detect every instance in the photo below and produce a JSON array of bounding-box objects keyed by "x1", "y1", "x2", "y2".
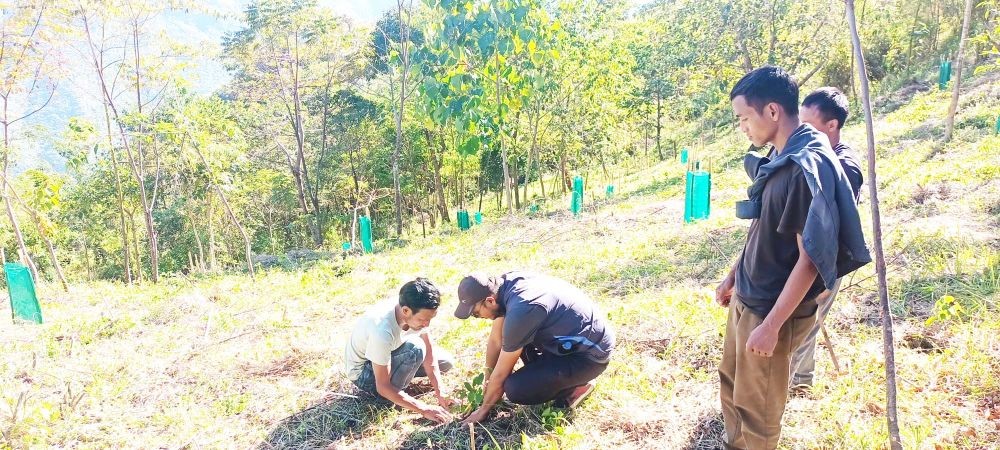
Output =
[{"x1": 184, "y1": 329, "x2": 261, "y2": 361}]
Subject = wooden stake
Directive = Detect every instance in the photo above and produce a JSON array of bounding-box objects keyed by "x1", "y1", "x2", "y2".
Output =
[
  {"x1": 468, "y1": 423, "x2": 476, "y2": 450},
  {"x1": 820, "y1": 323, "x2": 841, "y2": 374},
  {"x1": 845, "y1": 1, "x2": 903, "y2": 448}
]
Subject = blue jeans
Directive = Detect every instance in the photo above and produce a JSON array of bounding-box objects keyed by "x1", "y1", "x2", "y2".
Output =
[{"x1": 353, "y1": 337, "x2": 453, "y2": 397}]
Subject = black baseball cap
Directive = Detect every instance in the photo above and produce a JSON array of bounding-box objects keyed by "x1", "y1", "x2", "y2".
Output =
[{"x1": 454, "y1": 273, "x2": 498, "y2": 319}]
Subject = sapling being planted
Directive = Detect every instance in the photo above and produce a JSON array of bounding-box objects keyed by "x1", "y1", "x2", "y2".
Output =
[{"x1": 456, "y1": 372, "x2": 486, "y2": 414}]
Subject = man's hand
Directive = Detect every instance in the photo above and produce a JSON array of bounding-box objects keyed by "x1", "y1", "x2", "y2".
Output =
[
  {"x1": 716, "y1": 276, "x2": 735, "y2": 307},
  {"x1": 417, "y1": 403, "x2": 453, "y2": 424},
  {"x1": 435, "y1": 393, "x2": 456, "y2": 409},
  {"x1": 460, "y1": 407, "x2": 489, "y2": 426},
  {"x1": 746, "y1": 323, "x2": 779, "y2": 357}
]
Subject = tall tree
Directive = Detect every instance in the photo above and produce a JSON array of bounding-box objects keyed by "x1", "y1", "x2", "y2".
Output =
[
  {"x1": 79, "y1": 0, "x2": 185, "y2": 283},
  {"x1": 223, "y1": 0, "x2": 350, "y2": 246},
  {"x1": 175, "y1": 97, "x2": 256, "y2": 278},
  {"x1": 390, "y1": 0, "x2": 417, "y2": 235},
  {"x1": 0, "y1": 1, "x2": 61, "y2": 282},
  {"x1": 422, "y1": 0, "x2": 559, "y2": 213}
]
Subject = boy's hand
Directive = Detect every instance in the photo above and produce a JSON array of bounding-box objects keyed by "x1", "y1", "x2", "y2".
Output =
[
  {"x1": 746, "y1": 323, "x2": 779, "y2": 357},
  {"x1": 436, "y1": 393, "x2": 456, "y2": 409},
  {"x1": 461, "y1": 407, "x2": 489, "y2": 426},
  {"x1": 418, "y1": 403, "x2": 454, "y2": 424},
  {"x1": 716, "y1": 276, "x2": 735, "y2": 307}
]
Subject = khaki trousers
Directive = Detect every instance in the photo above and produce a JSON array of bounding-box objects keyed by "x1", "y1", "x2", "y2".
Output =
[{"x1": 719, "y1": 296, "x2": 817, "y2": 450}]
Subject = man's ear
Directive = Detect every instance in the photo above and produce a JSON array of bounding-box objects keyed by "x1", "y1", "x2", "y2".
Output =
[
  {"x1": 767, "y1": 103, "x2": 780, "y2": 122},
  {"x1": 401, "y1": 305, "x2": 413, "y2": 316},
  {"x1": 826, "y1": 119, "x2": 840, "y2": 133}
]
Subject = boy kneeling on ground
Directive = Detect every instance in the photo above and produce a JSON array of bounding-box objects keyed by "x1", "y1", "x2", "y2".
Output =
[{"x1": 345, "y1": 278, "x2": 456, "y2": 423}]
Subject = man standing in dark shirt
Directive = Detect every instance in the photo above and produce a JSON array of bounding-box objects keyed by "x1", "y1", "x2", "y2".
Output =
[
  {"x1": 790, "y1": 87, "x2": 865, "y2": 390},
  {"x1": 717, "y1": 66, "x2": 838, "y2": 450},
  {"x1": 453, "y1": 271, "x2": 615, "y2": 425}
]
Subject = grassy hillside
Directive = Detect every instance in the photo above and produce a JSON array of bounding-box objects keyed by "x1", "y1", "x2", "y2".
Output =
[{"x1": 1, "y1": 73, "x2": 998, "y2": 450}]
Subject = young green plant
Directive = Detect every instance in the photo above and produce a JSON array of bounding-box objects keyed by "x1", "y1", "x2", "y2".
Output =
[{"x1": 457, "y1": 372, "x2": 486, "y2": 414}]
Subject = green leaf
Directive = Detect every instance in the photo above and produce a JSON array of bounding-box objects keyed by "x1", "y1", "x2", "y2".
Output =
[
  {"x1": 513, "y1": 5, "x2": 528, "y2": 22},
  {"x1": 518, "y1": 29, "x2": 533, "y2": 44},
  {"x1": 498, "y1": 36, "x2": 514, "y2": 54},
  {"x1": 478, "y1": 31, "x2": 496, "y2": 55},
  {"x1": 423, "y1": 76, "x2": 439, "y2": 96},
  {"x1": 458, "y1": 136, "x2": 480, "y2": 155},
  {"x1": 450, "y1": 74, "x2": 463, "y2": 90}
]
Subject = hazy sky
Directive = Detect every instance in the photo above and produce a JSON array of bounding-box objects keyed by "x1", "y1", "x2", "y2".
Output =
[{"x1": 20, "y1": 0, "x2": 651, "y2": 172}]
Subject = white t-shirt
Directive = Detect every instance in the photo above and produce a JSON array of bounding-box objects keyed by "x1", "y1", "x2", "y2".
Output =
[{"x1": 344, "y1": 299, "x2": 427, "y2": 381}]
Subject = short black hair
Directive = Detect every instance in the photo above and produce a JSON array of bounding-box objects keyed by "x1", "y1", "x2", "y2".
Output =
[
  {"x1": 399, "y1": 277, "x2": 441, "y2": 313},
  {"x1": 729, "y1": 65, "x2": 799, "y2": 117},
  {"x1": 802, "y1": 87, "x2": 849, "y2": 129}
]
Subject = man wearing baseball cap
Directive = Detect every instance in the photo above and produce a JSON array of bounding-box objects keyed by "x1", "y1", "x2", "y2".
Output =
[{"x1": 455, "y1": 271, "x2": 615, "y2": 425}]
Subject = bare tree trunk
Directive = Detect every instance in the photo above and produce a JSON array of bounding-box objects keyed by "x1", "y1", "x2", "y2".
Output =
[
  {"x1": 391, "y1": 0, "x2": 413, "y2": 236},
  {"x1": 130, "y1": 214, "x2": 142, "y2": 282},
  {"x1": 459, "y1": 154, "x2": 466, "y2": 210},
  {"x1": 737, "y1": 37, "x2": 754, "y2": 73},
  {"x1": 644, "y1": 102, "x2": 650, "y2": 164},
  {"x1": 189, "y1": 208, "x2": 205, "y2": 272},
  {"x1": 81, "y1": 238, "x2": 93, "y2": 281},
  {"x1": 512, "y1": 159, "x2": 521, "y2": 210},
  {"x1": 291, "y1": 31, "x2": 322, "y2": 247},
  {"x1": 494, "y1": 48, "x2": 513, "y2": 214},
  {"x1": 0, "y1": 192, "x2": 38, "y2": 282},
  {"x1": 0, "y1": 7, "x2": 52, "y2": 285},
  {"x1": 846, "y1": 2, "x2": 903, "y2": 449},
  {"x1": 931, "y1": 0, "x2": 940, "y2": 54},
  {"x1": 559, "y1": 132, "x2": 569, "y2": 194},
  {"x1": 1, "y1": 108, "x2": 40, "y2": 283},
  {"x1": 193, "y1": 144, "x2": 255, "y2": 278},
  {"x1": 767, "y1": 0, "x2": 779, "y2": 64},
  {"x1": 215, "y1": 186, "x2": 254, "y2": 278},
  {"x1": 102, "y1": 103, "x2": 132, "y2": 283},
  {"x1": 0, "y1": 201, "x2": 35, "y2": 286},
  {"x1": 655, "y1": 93, "x2": 664, "y2": 160},
  {"x1": 392, "y1": 102, "x2": 404, "y2": 236},
  {"x1": 431, "y1": 130, "x2": 450, "y2": 221},
  {"x1": 797, "y1": 59, "x2": 826, "y2": 86},
  {"x1": 906, "y1": 0, "x2": 925, "y2": 65},
  {"x1": 944, "y1": 0, "x2": 976, "y2": 142},
  {"x1": 208, "y1": 196, "x2": 218, "y2": 272},
  {"x1": 524, "y1": 112, "x2": 539, "y2": 203},
  {"x1": 5, "y1": 184, "x2": 67, "y2": 291},
  {"x1": 130, "y1": 20, "x2": 159, "y2": 283},
  {"x1": 477, "y1": 175, "x2": 484, "y2": 212}
]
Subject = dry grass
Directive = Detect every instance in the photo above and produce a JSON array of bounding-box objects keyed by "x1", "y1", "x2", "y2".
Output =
[{"x1": 1, "y1": 73, "x2": 999, "y2": 450}]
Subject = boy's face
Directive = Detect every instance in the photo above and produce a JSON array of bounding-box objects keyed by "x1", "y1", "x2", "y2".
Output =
[
  {"x1": 401, "y1": 306, "x2": 437, "y2": 331},
  {"x1": 800, "y1": 104, "x2": 838, "y2": 138},
  {"x1": 732, "y1": 95, "x2": 779, "y2": 148},
  {"x1": 471, "y1": 295, "x2": 502, "y2": 320}
]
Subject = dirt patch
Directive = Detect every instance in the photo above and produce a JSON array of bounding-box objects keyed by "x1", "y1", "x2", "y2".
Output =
[
  {"x1": 902, "y1": 333, "x2": 944, "y2": 353},
  {"x1": 978, "y1": 390, "x2": 1000, "y2": 425},
  {"x1": 243, "y1": 348, "x2": 324, "y2": 378},
  {"x1": 684, "y1": 414, "x2": 725, "y2": 450},
  {"x1": 875, "y1": 79, "x2": 931, "y2": 113}
]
